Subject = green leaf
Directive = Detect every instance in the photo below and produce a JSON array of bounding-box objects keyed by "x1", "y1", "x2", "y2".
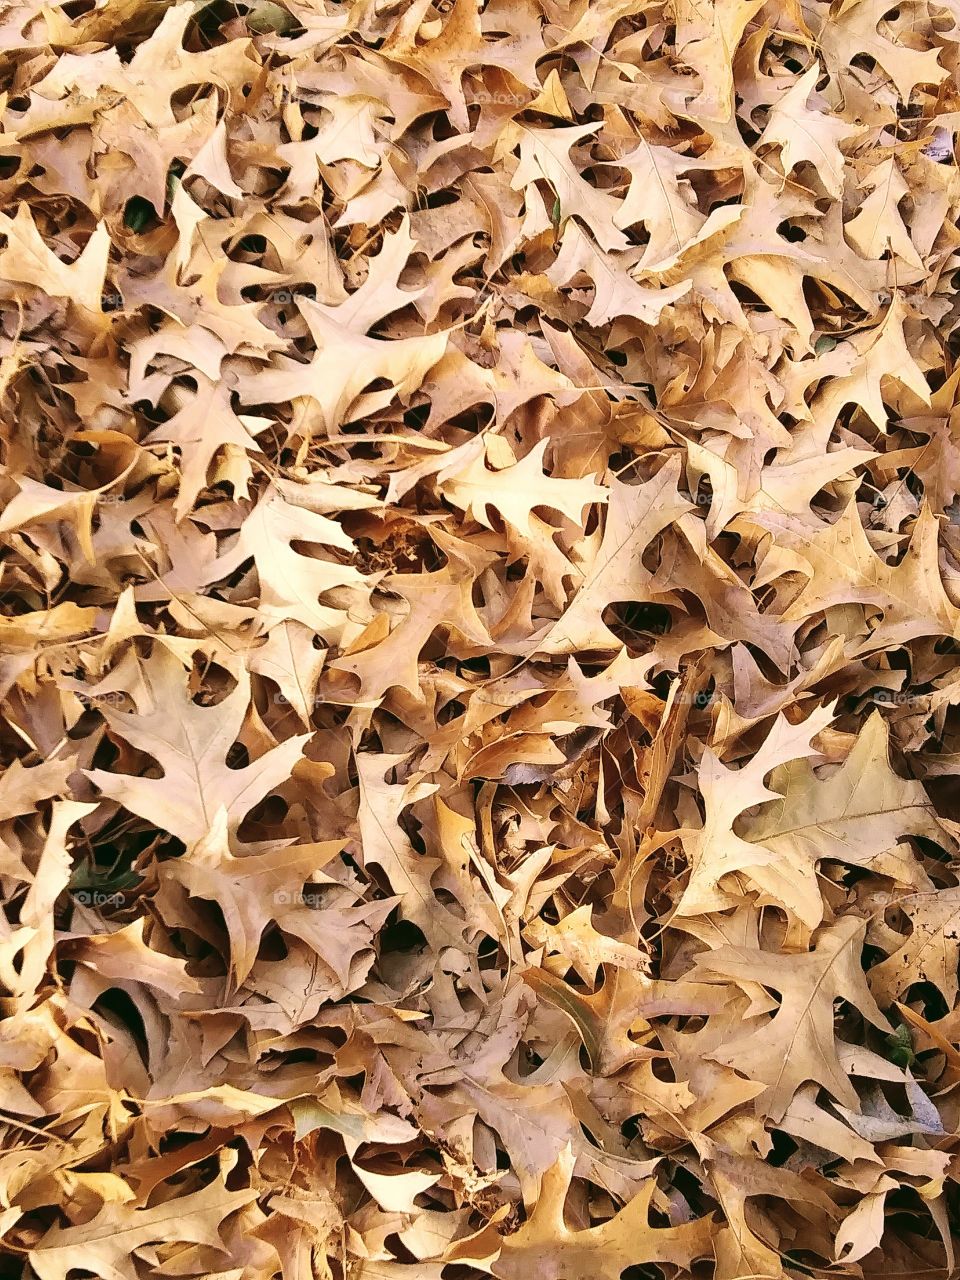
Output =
[
  {"x1": 814, "y1": 334, "x2": 838, "y2": 354},
  {"x1": 246, "y1": 1, "x2": 296, "y2": 33},
  {"x1": 124, "y1": 196, "x2": 155, "y2": 232},
  {"x1": 289, "y1": 1099, "x2": 365, "y2": 1143},
  {"x1": 68, "y1": 864, "x2": 142, "y2": 893},
  {"x1": 288, "y1": 1098, "x2": 417, "y2": 1145},
  {"x1": 166, "y1": 160, "x2": 186, "y2": 204},
  {"x1": 883, "y1": 1022, "x2": 916, "y2": 1069}
]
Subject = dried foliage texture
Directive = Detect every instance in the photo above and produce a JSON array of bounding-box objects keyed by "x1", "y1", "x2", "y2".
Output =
[{"x1": 5, "y1": 0, "x2": 960, "y2": 1276}]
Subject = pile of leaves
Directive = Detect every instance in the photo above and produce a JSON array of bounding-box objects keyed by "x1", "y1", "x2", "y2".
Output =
[{"x1": 4, "y1": 0, "x2": 960, "y2": 1273}]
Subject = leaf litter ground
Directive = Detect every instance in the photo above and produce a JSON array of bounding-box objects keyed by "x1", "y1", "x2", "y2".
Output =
[{"x1": 2, "y1": 0, "x2": 960, "y2": 1277}]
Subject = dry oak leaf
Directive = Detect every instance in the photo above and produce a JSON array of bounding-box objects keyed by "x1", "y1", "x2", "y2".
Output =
[
  {"x1": 432, "y1": 1070, "x2": 640, "y2": 1208},
  {"x1": 607, "y1": 139, "x2": 742, "y2": 269},
  {"x1": 693, "y1": 916, "x2": 892, "y2": 1122},
  {"x1": 522, "y1": 965, "x2": 653, "y2": 1076},
  {"x1": 813, "y1": 296, "x2": 930, "y2": 432},
  {"x1": 276, "y1": 896, "x2": 394, "y2": 992},
  {"x1": 675, "y1": 701, "x2": 838, "y2": 926},
  {"x1": 834, "y1": 1186, "x2": 891, "y2": 1265},
  {"x1": 86, "y1": 647, "x2": 310, "y2": 845},
  {"x1": 2, "y1": 799, "x2": 96, "y2": 1000},
  {"x1": 235, "y1": 295, "x2": 449, "y2": 432},
  {"x1": 0, "y1": 205, "x2": 110, "y2": 313},
  {"x1": 833, "y1": 1074, "x2": 945, "y2": 1143},
  {"x1": 672, "y1": 0, "x2": 764, "y2": 122},
  {"x1": 537, "y1": 455, "x2": 692, "y2": 654},
  {"x1": 63, "y1": 918, "x2": 202, "y2": 999},
  {"x1": 524, "y1": 903, "x2": 651, "y2": 987},
  {"x1": 141, "y1": 1083, "x2": 290, "y2": 1135},
  {"x1": 523, "y1": 963, "x2": 728, "y2": 1077},
  {"x1": 702, "y1": 1136, "x2": 838, "y2": 1280},
  {"x1": 504, "y1": 121, "x2": 629, "y2": 254},
  {"x1": 490, "y1": 1143, "x2": 714, "y2": 1280},
  {"x1": 740, "y1": 711, "x2": 948, "y2": 925},
  {"x1": 247, "y1": 619, "x2": 326, "y2": 727},
  {"x1": 759, "y1": 63, "x2": 860, "y2": 200},
  {"x1": 332, "y1": 563, "x2": 491, "y2": 701},
  {"x1": 276, "y1": 98, "x2": 387, "y2": 201},
  {"x1": 608, "y1": 138, "x2": 705, "y2": 252},
  {"x1": 304, "y1": 215, "x2": 424, "y2": 334},
  {"x1": 437, "y1": 437, "x2": 608, "y2": 534},
  {"x1": 686, "y1": 435, "x2": 878, "y2": 542},
  {"x1": 0, "y1": 603, "x2": 96, "y2": 651},
  {"x1": 868, "y1": 887, "x2": 960, "y2": 1007},
  {"x1": 354, "y1": 752, "x2": 470, "y2": 949},
  {"x1": 253, "y1": 1189, "x2": 342, "y2": 1280},
  {"x1": 208, "y1": 484, "x2": 370, "y2": 641},
  {"x1": 29, "y1": 1156, "x2": 256, "y2": 1280},
  {"x1": 845, "y1": 158, "x2": 924, "y2": 269},
  {"x1": 34, "y1": 5, "x2": 256, "y2": 130},
  {"x1": 0, "y1": 758, "x2": 74, "y2": 822},
  {"x1": 143, "y1": 375, "x2": 267, "y2": 521},
  {"x1": 0, "y1": 473, "x2": 131, "y2": 564},
  {"x1": 767, "y1": 502, "x2": 960, "y2": 647},
  {"x1": 40, "y1": 0, "x2": 179, "y2": 45},
  {"x1": 545, "y1": 220, "x2": 692, "y2": 325},
  {"x1": 164, "y1": 806, "x2": 346, "y2": 986},
  {"x1": 812, "y1": 0, "x2": 948, "y2": 101},
  {"x1": 381, "y1": 0, "x2": 545, "y2": 131}
]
